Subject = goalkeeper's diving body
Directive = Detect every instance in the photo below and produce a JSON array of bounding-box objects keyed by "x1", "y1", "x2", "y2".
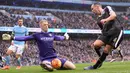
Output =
[{"x1": 3, "y1": 19, "x2": 76, "y2": 71}]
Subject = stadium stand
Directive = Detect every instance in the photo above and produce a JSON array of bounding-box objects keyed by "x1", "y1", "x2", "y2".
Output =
[{"x1": 98, "y1": 0, "x2": 130, "y2": 2}]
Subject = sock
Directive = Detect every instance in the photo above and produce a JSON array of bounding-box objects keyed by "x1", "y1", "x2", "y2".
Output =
[
  {"x1": 93, "y1": 52, "x2": 108, "y2": 69},
  {"x1": 94, "y1": 47, "x2": 101, "y2": 57},
  {"x1": 4, "y1": 56, "x2": 10, "y2": 66},
  {"x1": 17, "y1": 57, "x2": 21, "y2": 66}
]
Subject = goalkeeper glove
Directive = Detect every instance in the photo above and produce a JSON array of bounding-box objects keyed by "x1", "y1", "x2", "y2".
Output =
[
  {"x1": 2, "y1": 34, "x2": 13, "y2": 40},
  {"x1": 64, "y1": 32, "x2": 69, "y2": 40}
]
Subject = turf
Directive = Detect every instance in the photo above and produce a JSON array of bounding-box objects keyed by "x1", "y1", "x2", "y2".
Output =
[{"x1": 0, "y1": 61, "x2": 130, "y2": 73}]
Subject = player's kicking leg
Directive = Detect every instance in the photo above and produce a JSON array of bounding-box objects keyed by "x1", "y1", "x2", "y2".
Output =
[
  {"x1": 57, "y1": 58, "x2": 76, "y2": 70},
  {"x1": 84, "y1": 45, "x2": 112, "y2": 70},
  {"x1": 91, "y1": 40, "x2": 104, "y2": 57},
  {"x1": 40, "y1": 58, "x2": 75, "y2": 72},
  {"x1": 84, "y1": 39, "x2": 104, "y2": 70},
  {"x1": 62, "y1": 60, "x2": 76, "y2": 70}
]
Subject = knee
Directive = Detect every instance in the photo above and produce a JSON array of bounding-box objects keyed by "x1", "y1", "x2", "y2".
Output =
[
  {"x1": 68, "y1": 63, "x2": 76, "y2": 70},
  {"x1": 104, "y1": 45, "x2": 112, "y2": 53},
  {"x1": 63, "y1": 61, "x2": 76, "y2": 70},
  {"x1": 6, "y1": 50, "x2": 13, "y2": 56},
  {"x1": 71, "y1": 65, "x2": 76, "y2": 70},
  {"x1": 92, "y1": 43, "x2": 101, "y2": 49},
  {"x1": 93, "y1": 40, "x2": 104, "y2": 49},
  {"x1": 6, "y1": 51, "x2": 10, "y2": 56},
  {"x1": 5, "y1": 53, "x2": 10, "y2": 56},
  {"x1": 16, "y1": 55, "x2": 21, "y2": 59},
  {"x1": 103, "y1": 49, "x2": 110, "y2": 53}
]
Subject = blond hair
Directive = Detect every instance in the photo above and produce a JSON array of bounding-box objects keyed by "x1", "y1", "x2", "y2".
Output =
[{"x1": 39, "y1": 19, "x2": 48, "y2": 24}]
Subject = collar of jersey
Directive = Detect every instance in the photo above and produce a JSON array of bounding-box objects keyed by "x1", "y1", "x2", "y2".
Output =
[
  {"x1": 98, "y1": 9, "x2": 105, "y2": 17},
  {"x1": 41, "y1": 31, "x2": 48, "y2": 33},
  {"x1": 17, "y1": 25, "x2": 24, "y2": 27}
]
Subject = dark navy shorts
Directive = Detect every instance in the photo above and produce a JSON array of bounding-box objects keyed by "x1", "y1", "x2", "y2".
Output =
[{"x1": 98, "y1": 30, "x2": 123, "y2": 49}]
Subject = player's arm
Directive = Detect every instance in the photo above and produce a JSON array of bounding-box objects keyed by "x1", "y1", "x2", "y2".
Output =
[
  {"x1": 54, "y1": 32, "x2": 69, "y2": 41},
  {"x1": 101, "y1": 6, "x2": 117, "y2": 24},
  {"x1": 14, "y1": 35, "x2": 34, "y2": 41}
]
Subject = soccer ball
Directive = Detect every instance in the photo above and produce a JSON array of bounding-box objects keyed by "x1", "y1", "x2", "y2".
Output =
[{"x1": 51, "y1": 58, "x2": 61, "y2": 69}]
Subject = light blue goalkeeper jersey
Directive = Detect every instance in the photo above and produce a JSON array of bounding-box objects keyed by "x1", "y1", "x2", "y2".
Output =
[{"x1": 12, "y1": 25, "x2": 28, "y2": 45}]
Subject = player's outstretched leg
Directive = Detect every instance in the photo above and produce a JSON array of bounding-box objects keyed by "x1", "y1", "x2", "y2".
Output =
[
  {"x1": 84, "y1": 45, "x2": 111, "y2": 70},
  {"x1": 50, "y1": 58, "x2": 75, "y2": 70},
  {"x1": 91, "y1": 44, "x2": 101, "y2": 57},
  {"x1": 92, "y1": 40, "x2": 105, "y2": 57},
  {"x1": 40, "y1": 60, "x2": 54, "y2": 72},
  {"x1": 62, "y1": 60, "x2": 76, "y2": 70}
]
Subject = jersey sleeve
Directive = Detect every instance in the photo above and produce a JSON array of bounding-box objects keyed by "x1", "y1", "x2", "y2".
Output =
[
  {"x1": 54, "y1": 35, "x2": 65, "y2": 41},
  {"x1": 14, "y1": 34, "x2": 35, "y2": 41},
  {"x1": 106, "y1": 6, "x2": 115, "y2": 15}
]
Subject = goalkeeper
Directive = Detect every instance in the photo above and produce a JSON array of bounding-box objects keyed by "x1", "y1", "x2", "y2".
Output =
[{"x1": 2, "y1": 19, "x2": 76, "y2": 71}]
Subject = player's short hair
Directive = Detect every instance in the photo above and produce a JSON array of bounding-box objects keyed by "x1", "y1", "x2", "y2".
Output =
[
  {"x1": 39, "y1": 19, "x2": 49, "y2": 25},
  {"x1": 92, "y1": 2, "x2": 102, "y2": 7},
  {"x1": 17, "y1": 18, "x2": 23, "y2": 22}
]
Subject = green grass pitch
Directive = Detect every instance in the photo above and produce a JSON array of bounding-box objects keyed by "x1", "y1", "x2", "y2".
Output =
[{"x1": 0, "y1": 61, "x2": 130, "y2": 73}]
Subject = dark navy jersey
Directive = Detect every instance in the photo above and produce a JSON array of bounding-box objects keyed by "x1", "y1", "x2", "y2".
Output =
[
  {"x1": 14, "y1": 32, "x2": 65, "y2": 61},
  {"x1": 97, "y1": 6, "x2": 123, "y2": 36}
]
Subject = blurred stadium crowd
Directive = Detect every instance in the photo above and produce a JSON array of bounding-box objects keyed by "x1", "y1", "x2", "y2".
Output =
[{"x1": 0, "y1": 3, "x2": 130, "y2": 66}]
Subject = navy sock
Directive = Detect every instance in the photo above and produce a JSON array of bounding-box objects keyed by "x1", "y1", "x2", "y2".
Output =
[
  {"x1": 94, "y1": 47, "x2": 101, "y2": 57},
  {"x1": 93, "y1": 52, "x2": 108, "y2": 69}
]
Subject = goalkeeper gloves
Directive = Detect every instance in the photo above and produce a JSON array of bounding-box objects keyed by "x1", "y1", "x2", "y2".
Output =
[
  {"x1": 64, "y1": 32, "x2": 69, "y2": 40},
  {"x1": 2, "y1": 34, "x2": 13, "y2": 40}
]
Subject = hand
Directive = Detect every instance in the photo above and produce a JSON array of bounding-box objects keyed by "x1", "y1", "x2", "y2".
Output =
[
  {"x1": 64, "y1": 32, "x2": 69, "y2": 40},
  {"x1": 100, "y1": 19, "x2": 108, "y2": 24},
  {"x1": 2, "y1": 34, "x2": 11, "y2": 40}
]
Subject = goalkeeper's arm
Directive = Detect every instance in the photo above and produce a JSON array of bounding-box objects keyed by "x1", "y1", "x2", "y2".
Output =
[
  {"x1": 54, "y1": 32, "x2": 69, "y2": 41},
  {"x1": 2, "y1": 34, "x2": 35, "y2": 41},
  {"x1": 14, "y1": 35, "x2": 34, "y2": 41}
]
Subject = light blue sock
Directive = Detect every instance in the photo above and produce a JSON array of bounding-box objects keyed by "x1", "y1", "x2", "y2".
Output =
[
  {"x1": 5, "y1": 56, "x2": 10, "y2": 66},
  {"x1": 17, "y1": 57, "x2": 21, "y2": 66}
]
